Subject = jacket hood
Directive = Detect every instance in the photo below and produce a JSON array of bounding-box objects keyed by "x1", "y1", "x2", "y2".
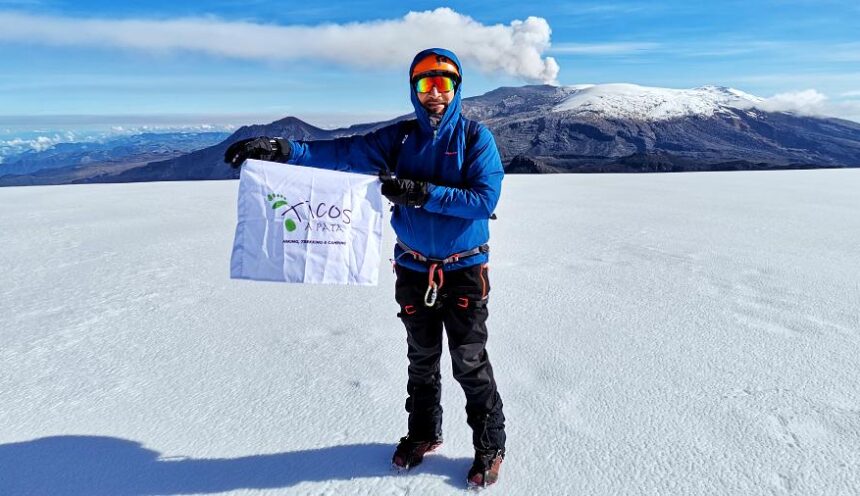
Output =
[{"x1": 409, "y1": 48, "x2": 463, "y2": 134}]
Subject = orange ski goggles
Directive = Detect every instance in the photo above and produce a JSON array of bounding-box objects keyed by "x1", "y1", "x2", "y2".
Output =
[{"x1": 414, "y1": 75, "x2": 457, "y2": 94}]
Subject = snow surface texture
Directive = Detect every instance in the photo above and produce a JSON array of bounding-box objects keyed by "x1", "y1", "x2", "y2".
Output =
[
  {"x1": 1, "y1": 170, "x2": 859, "y2": 495},
  {"x1": 553, "y1": 84, "x2": 765, "y2": 121}
]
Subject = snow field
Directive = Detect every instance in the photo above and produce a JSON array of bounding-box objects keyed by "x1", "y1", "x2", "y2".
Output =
[{"x1": 1, "y1": 169, "x2": 859, "y2": 495}]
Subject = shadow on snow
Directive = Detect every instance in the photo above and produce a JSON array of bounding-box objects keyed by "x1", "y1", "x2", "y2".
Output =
[{"x1": 0, "y1": 435, "x2": 471, "y2": 495}]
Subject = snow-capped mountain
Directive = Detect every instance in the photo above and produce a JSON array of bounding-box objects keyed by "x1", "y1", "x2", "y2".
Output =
[
  {"x1": 462, "y1": 84, "x2": 860, "y2": 173},
  {"x1": 458, "y1": 84, "x2": 764, "y2": 121},
  {"x1": 552, "y1": 84, "x2": 764, "y2": 121},
  {"x1": 1, "y1": 84, "x2": 859, "y2": 186}
]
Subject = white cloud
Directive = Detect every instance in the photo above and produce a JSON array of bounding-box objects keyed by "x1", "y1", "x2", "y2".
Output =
[
  {"x1": 742, "y1": 89, "x2": 860, "y2": 121},
  {"x1": 754, "y1": 89, "x2": 828, "y2": 115},
  {"x1": 0, "y1": 8, "x2": 559, "y2": 83},
  {"x1": 0, "y1": 134, "x2": 66, "y2": 152}
]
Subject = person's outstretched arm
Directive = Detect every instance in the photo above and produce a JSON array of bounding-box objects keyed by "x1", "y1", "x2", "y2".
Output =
[
  {"x1": 284, "y1": 125, "x2": 402, "y2": 175},
  {"x1": 224, "y1": 124, "x2": 402, "y2": 175}
]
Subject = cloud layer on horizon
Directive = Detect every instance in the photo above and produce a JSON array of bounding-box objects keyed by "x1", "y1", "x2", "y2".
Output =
[
  {"x1": 0, "y1": 8, "x2": 559, "y2": 83},
  {"x1": 749, "y1": 89, "x2": 860, "y2": 120}
]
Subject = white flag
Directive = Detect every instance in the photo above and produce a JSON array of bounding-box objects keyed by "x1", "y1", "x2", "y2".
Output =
[{"x1": 230, "y1": 159, "x2": 384, "y2": 285}]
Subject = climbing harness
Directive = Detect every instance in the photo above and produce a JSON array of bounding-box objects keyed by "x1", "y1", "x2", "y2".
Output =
[{"x1": 394, "y1": 239, "x2": 489, "y2": 307}]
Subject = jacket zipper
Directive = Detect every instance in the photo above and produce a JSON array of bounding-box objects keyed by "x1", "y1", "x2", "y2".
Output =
[{"x1": 429, "y1": 123, "x2": 439, "y2": 257}]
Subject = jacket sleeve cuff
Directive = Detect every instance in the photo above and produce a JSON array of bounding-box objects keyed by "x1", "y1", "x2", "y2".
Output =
[
  {"x1": 285, "y1": 139, "x2": 302, "y2": 163},
  {"x1": 422, "y1": 183, "x2": 443, "y2": 211}
]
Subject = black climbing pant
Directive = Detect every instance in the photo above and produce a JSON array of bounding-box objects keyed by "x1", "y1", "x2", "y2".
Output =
[{"x1": 394, "y1": 263, "x2": 506, "y2": 451}]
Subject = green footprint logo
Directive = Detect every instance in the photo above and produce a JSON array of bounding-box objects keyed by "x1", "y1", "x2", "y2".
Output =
[{"x1": 267, "y1": 193, "x2": 297, "y2": 232}]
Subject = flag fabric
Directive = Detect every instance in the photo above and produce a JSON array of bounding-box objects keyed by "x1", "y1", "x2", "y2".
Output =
[{"x1": 230, "y1": 159, "x2": 383, "y2": 285}]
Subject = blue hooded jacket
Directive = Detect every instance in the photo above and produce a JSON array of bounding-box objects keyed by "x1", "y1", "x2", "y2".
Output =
[{"x1": 285, "y1": 48, "x2": 504, "y2": 272}]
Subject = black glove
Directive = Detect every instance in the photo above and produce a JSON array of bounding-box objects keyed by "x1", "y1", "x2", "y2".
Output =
[
  {"x1": 379, "y1": 171, "x2": 430, "y2": 207},
  {"x1": 224, "y1": 137, "x2": 289, "y2": 168}
]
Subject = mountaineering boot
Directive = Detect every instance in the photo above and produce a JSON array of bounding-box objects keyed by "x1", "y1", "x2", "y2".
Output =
[
  {"x1": 391, "y1": 435, "x2": 443, "y2": 470},
  {"x1": 467, "y1": 448, "x2": 504, "y2": 487}
]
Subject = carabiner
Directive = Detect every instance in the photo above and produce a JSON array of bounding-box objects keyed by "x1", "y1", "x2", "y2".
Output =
[
  {"x1": 423, "y1": 263, "x2": 443, "y2": 307},
  {"x1": 424, "y1": 283, "x2": 438, "y2": 307}
]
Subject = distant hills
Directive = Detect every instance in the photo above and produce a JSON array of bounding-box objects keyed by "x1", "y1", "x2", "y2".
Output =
[
  {"x1": 2, "y1": 84, "x2": 859, "y2": 186},
  {"x1": 0, "y1": 132, "x2": 229, "y2": 186}
]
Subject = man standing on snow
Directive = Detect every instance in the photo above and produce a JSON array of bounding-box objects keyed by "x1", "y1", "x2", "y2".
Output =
[{"x1": 224, "y1": 48, "x2": 506, "y2": 487}]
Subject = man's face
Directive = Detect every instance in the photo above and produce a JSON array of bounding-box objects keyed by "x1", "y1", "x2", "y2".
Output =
[{"x1": 417, "y1": 85, "x2": 455, "y2": 116}]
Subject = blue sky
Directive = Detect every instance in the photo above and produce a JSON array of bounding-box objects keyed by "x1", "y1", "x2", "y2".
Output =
[{"x1": 1, "y1": 0, "x2": 859, "y2": 127}]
